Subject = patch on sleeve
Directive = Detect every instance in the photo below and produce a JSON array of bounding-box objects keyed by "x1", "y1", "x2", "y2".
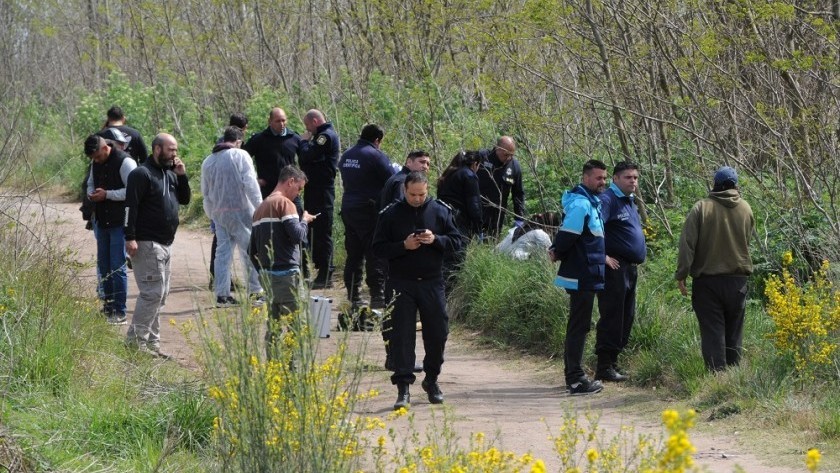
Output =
[{"x1": 316, "y1": 134, "x2": 328, "y2": 146}]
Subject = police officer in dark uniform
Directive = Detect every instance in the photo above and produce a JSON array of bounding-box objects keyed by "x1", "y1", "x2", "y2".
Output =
[
  {"x1": 298, "y1": 109, "x2": 341, "y2": 288},
  {"x1": 379, "y1": 150, "x2": 432, "y2": 210},
  {"x1": 477, "y1": 136, "x2": 525, "y2": 237},
  {"x1": 372, "y1": 172, "x2": 466, "y2": 410},
  {"x1": 243, "y1": 108, "x2": 301, "y2": 199},
  {"x1": 338, "y1": 124, "x2": 395, "y2": 309}
]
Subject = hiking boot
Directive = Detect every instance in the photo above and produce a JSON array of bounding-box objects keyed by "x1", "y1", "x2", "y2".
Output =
[
  {"x1": 394, "y1": 383, "x2": 411, "y2": 410},
  {"x1": 250, "y1": 293, "x2": 267, "y2": 307},
  {"x1": 568, "y1": 377, "x2": 604, "y2": 395},
  {"x1": 311, "y1": 270, "x2": 332, "y2": 289},
  {"x1": 421, "y1": 378, "x2": 444, "y2": 404},
  {"x1": 106, "y1": 313, "x2": 127, "y2": 325},
  {"x1": 216, "y1": 296, "x2": 240, "y2": 308},
  {"x1": 147, "y1": 344, "x2": 173, "y2": 360},
  {"x1": 595, "y1": 367, "x2": 628, "y2": 382}
]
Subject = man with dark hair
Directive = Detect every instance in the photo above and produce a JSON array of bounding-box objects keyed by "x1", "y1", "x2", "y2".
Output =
[
  {"x1": 202, "y1": 126, "x2": 264, "y2": 307},
  {"x1": 339, "y1": 124, "x2": 395, "y2": 309},
  {"x1": 676, "y1": 166, "x2": 754, "y2": 371},
  {"x1": 210, "y1": 112, "x2": 252, "y2": 291},
  {"x1": 250, "y1": 166, "x2": 317, "y2": 357},
  {"x1": 84, "y1": 134, "x2": 137, "y2": 325},
  {"x1": 299, "y1": 109, "x2": 341, "y2": 288},
  {"x1": 124, "y1": 133, "x2": 190, "y2": 359},
  {"x1": 380, "y1": 150, "x2": 432, "y2": 209},
  {"x1": 102, "y1": 105, "x2": 148, "y2": 164},
  {"x1": 595, "y1": 161, "x2": 646, "y2": 382},
  {"x1": 477, "y1": 136, "x2": 525, "y2": 236},
  {"x1": 549, "y1": 159, "x2": 608, "y2": 395},
  {"x1": 373, "y1": 172, "x2": 465, "y2": 410},
  {"x1": 243, "y1": 108, "x2": 301, "y2": 199}
]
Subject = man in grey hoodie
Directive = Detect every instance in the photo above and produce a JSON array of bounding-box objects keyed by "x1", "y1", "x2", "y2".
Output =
[{"x1": 675, "y1": 166, "x2": 754, "y2": 371}]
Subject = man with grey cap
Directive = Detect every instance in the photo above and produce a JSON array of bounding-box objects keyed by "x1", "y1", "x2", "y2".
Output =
[
  {"x1": 83, "y1": 133, "x2": 137, "y2": 324},
  {"x1": 675, "y1": 166, "x2": 754, "y2": 371}
]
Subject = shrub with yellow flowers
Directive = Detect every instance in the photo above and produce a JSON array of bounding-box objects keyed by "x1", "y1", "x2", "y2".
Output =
[{"x1": 764, "y1": 252, "x2": 840, "y2": 379}]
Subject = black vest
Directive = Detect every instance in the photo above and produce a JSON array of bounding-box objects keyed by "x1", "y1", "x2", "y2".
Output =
[{"x1": 91, "y1": 148, "x2": 130, "y2": 228}]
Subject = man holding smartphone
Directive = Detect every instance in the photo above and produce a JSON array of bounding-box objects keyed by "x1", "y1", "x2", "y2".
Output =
[{"x1": 372, "y1": 172, "x2": 466, "y2": 410}]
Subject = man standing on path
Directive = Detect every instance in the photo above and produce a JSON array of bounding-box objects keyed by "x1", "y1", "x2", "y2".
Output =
[
  {"x1": 201, "y1": 126, "x2": 264, "y2": 307},
  {"x1": 298, "y1": 109, "x2": 340, "y2": 288},
  {"x1": 595, "y1": 162, "x2": 646, "y2": 382},
  {"x1": 339, "y1": 124, "x2": 395, "y2": 310},
  {"x1": 549, "y1": 159, "x2": 608, "y2": 395},
  {"x1": 373, "y1": 172, "x2": 465, "y2": 410},
  {"x1": 477, "y1": 136, "x2": 525, "y2": 237},
  {"x1": 243, "y1": 108, "x2": 301, "y2": 199},
  {"x1": 379, "y1": 150, "x2": 432, "y2": 210},
  {"x1": 249, "y1": 166, "x2": 317, "y2": 357},
  {"x1": 676, "y1": 166, "x2": 754, "y2": 371},
  {"x1": 101, "y1": 105, "x2": 148, "y2": 164},
  {"x1": 83, "y1": 133, "x2": 137, "y2": 325},
  {"x1": 124, "y1": 133, "x2": 191, "y2": 359}
]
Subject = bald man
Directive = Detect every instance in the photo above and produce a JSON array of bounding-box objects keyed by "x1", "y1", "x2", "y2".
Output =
[
  {"x1": 298, "y1": 109, "x2": 341, "y2": 288},
  {"x1": 243, "y1": 107, "x2": 302, "y2": 199},
  {"x1": 477, "y1": 136, "x2": 526, "y2": 237},
  {"x1": 124, "y1": 133, "x2": 191, "y2": 359}
]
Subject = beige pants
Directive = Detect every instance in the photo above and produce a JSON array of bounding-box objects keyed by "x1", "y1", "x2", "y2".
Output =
[{"x1": 126, "y1": 241, "x2": 171, "y2": 349}]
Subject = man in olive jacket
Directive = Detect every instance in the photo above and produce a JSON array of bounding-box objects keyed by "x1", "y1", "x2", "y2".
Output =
[{"x1": 675, "y1": 166, "x2": 754, "y2": 371}]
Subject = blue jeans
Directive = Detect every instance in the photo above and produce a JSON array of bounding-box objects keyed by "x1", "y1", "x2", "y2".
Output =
[{"x1": 93, "y1": 221, "x2": 128, "y2": 315}]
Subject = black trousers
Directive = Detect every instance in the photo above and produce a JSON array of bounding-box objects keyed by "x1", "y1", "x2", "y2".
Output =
[
  {"x1": 691, "y1": 275, "x2": 748, "y2": 371},
  {"x1": 304, "y1": 185, "x2": 335, "y2": 272},
  {"x1": 341, "y1": 206, "x2": 386, "y2": 302},
  {"x1": 210, "y1": 233, "x2": 217, "y2": 278},
  {"x1": 387, "y1": 278, "x2": 448, "y2": 385},
  {"x1": 595, "y1": 263, "x2": 637, "y2": 367},
  {"x1": 481, "y1": 207, "x2": 504, "y2": 237},
  {"x1": 564, "y1": 290, "x2": 596, "y2": 384}
]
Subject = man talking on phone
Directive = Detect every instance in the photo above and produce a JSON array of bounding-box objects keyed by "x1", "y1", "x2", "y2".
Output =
[
  {"x1": 124, "y1": 133, "x2": 191, "y2": 359},
  {"x1": 372, "y1": 172, "x2": 465, "y2": 410}
]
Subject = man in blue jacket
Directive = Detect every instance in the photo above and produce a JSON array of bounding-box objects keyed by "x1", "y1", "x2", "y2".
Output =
[
  {"x1": 595, "y1": 162, "x2": 646, "y2": 382},
  {"x1": 339, "y1": 124, "x2": 395, "y2": 308},
  {"x1": 549, "y1": 159, "x2": 608, "y2": 395}
]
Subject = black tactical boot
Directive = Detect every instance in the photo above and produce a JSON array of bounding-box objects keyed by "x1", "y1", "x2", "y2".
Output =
[{"x1": 394, "y1": 383, "x2": 411, "y2": 410}]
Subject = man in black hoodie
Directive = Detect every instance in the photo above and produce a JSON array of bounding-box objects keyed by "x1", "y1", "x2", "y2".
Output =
[{"x1": 124, "y1": 133, "x2": 191, "y2": 359}]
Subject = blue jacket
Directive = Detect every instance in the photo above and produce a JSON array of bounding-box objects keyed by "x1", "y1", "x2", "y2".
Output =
[
  {"x1": 551, "y1": 184, "x2": 605, "y2": 291},
  {"x1": 339, "y1": 139, "x2": 395, "y2": 209},
  {"x1": 600, "y1": 183, "x2": 646, "y2": 264}
]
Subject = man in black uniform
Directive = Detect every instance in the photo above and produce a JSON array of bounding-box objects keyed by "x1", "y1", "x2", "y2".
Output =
[
  {"x1": 477, "y1": 136, "x2": 525, "y2": 237},
  {"x1": 379, "y1": 150, "x2": 432, "y2": 210},
  {"x1": 243, "y1": 107, "x2": 301, "y2": 199},
  {"x1": 101, "y1": 105, "x2": 148, "y2": 164},
  {"x1": 372, "y1": 172, "x2": 465, "y2": 410},
  {"x1": 339, "y1": 124, "x2": 395, "y2": 309},
  {"x1": 299, "y1": 109, "x2": 340, "y2": 288}
]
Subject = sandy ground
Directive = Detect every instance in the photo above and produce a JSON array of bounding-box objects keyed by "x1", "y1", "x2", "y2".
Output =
[{"x1": 12, "y1": 194, "x2": 807, "y2": 473}]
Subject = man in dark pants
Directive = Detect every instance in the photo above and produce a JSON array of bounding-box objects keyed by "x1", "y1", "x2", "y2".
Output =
[
  {"x1": 372, "y1": 172, "x2": 465, "y2": 410},
  {"x1": 339, "y1": 124, "x2": 395, "y2": 309},
  {"x1": 101, "y1": 105, "x2": 148, "y2": 164},
  {"x1": 676, "y1": 166, "x2": 754, "y2": 371},
  {"x1": 477, "y1": 136, "x2": 525, "y2": 237},
  {"x1": 595, "y1": 162, "x2": 646, "y2": 382},
  {"x1": 243, "y1": 108, "x2": 301, "y2": 199},
  {"x1": 299, "y1": 109, "x2": 340, "y2": 288},
  {"x1": 549, "y1": 159, "x2": 608, "y2": 395}
]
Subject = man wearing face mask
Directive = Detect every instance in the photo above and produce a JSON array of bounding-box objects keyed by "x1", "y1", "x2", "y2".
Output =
[
  {"x1": 124, "y1": 133, "x2": 191, "y2": 359},
  {"x1": 243, "y1": 107, "x2": 302, "y2": 199},
  {"x1": 477, "y1": 136, "x2": 525, "y2": 237}
]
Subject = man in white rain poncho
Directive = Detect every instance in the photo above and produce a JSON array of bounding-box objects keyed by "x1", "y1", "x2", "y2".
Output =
[
  {"x1": 495, "y1": 212, "x2": 559, "y2": 260},
  {"x1": 201, "y1": 126, "x2": 265, "y2": 307}
]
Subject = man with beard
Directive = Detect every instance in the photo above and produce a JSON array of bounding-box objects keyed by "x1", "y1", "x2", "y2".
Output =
[{"x1": 124, "y1": 133, "x2": 191, "y2": 359}]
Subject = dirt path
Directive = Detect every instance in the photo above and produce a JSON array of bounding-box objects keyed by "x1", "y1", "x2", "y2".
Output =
[{"x1": 26, "y1": 195, "x2": 803, "y2": 473}]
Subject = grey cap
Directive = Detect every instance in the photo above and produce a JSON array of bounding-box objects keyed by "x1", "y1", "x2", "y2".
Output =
[{"x1": 101, "y1": 127, "x2": 131, "y2": 145}]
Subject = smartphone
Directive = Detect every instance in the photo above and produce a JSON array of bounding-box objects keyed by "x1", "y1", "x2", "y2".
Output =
[{"x1": 413, "y1": 228, "x2": 427, "y2": 235}]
